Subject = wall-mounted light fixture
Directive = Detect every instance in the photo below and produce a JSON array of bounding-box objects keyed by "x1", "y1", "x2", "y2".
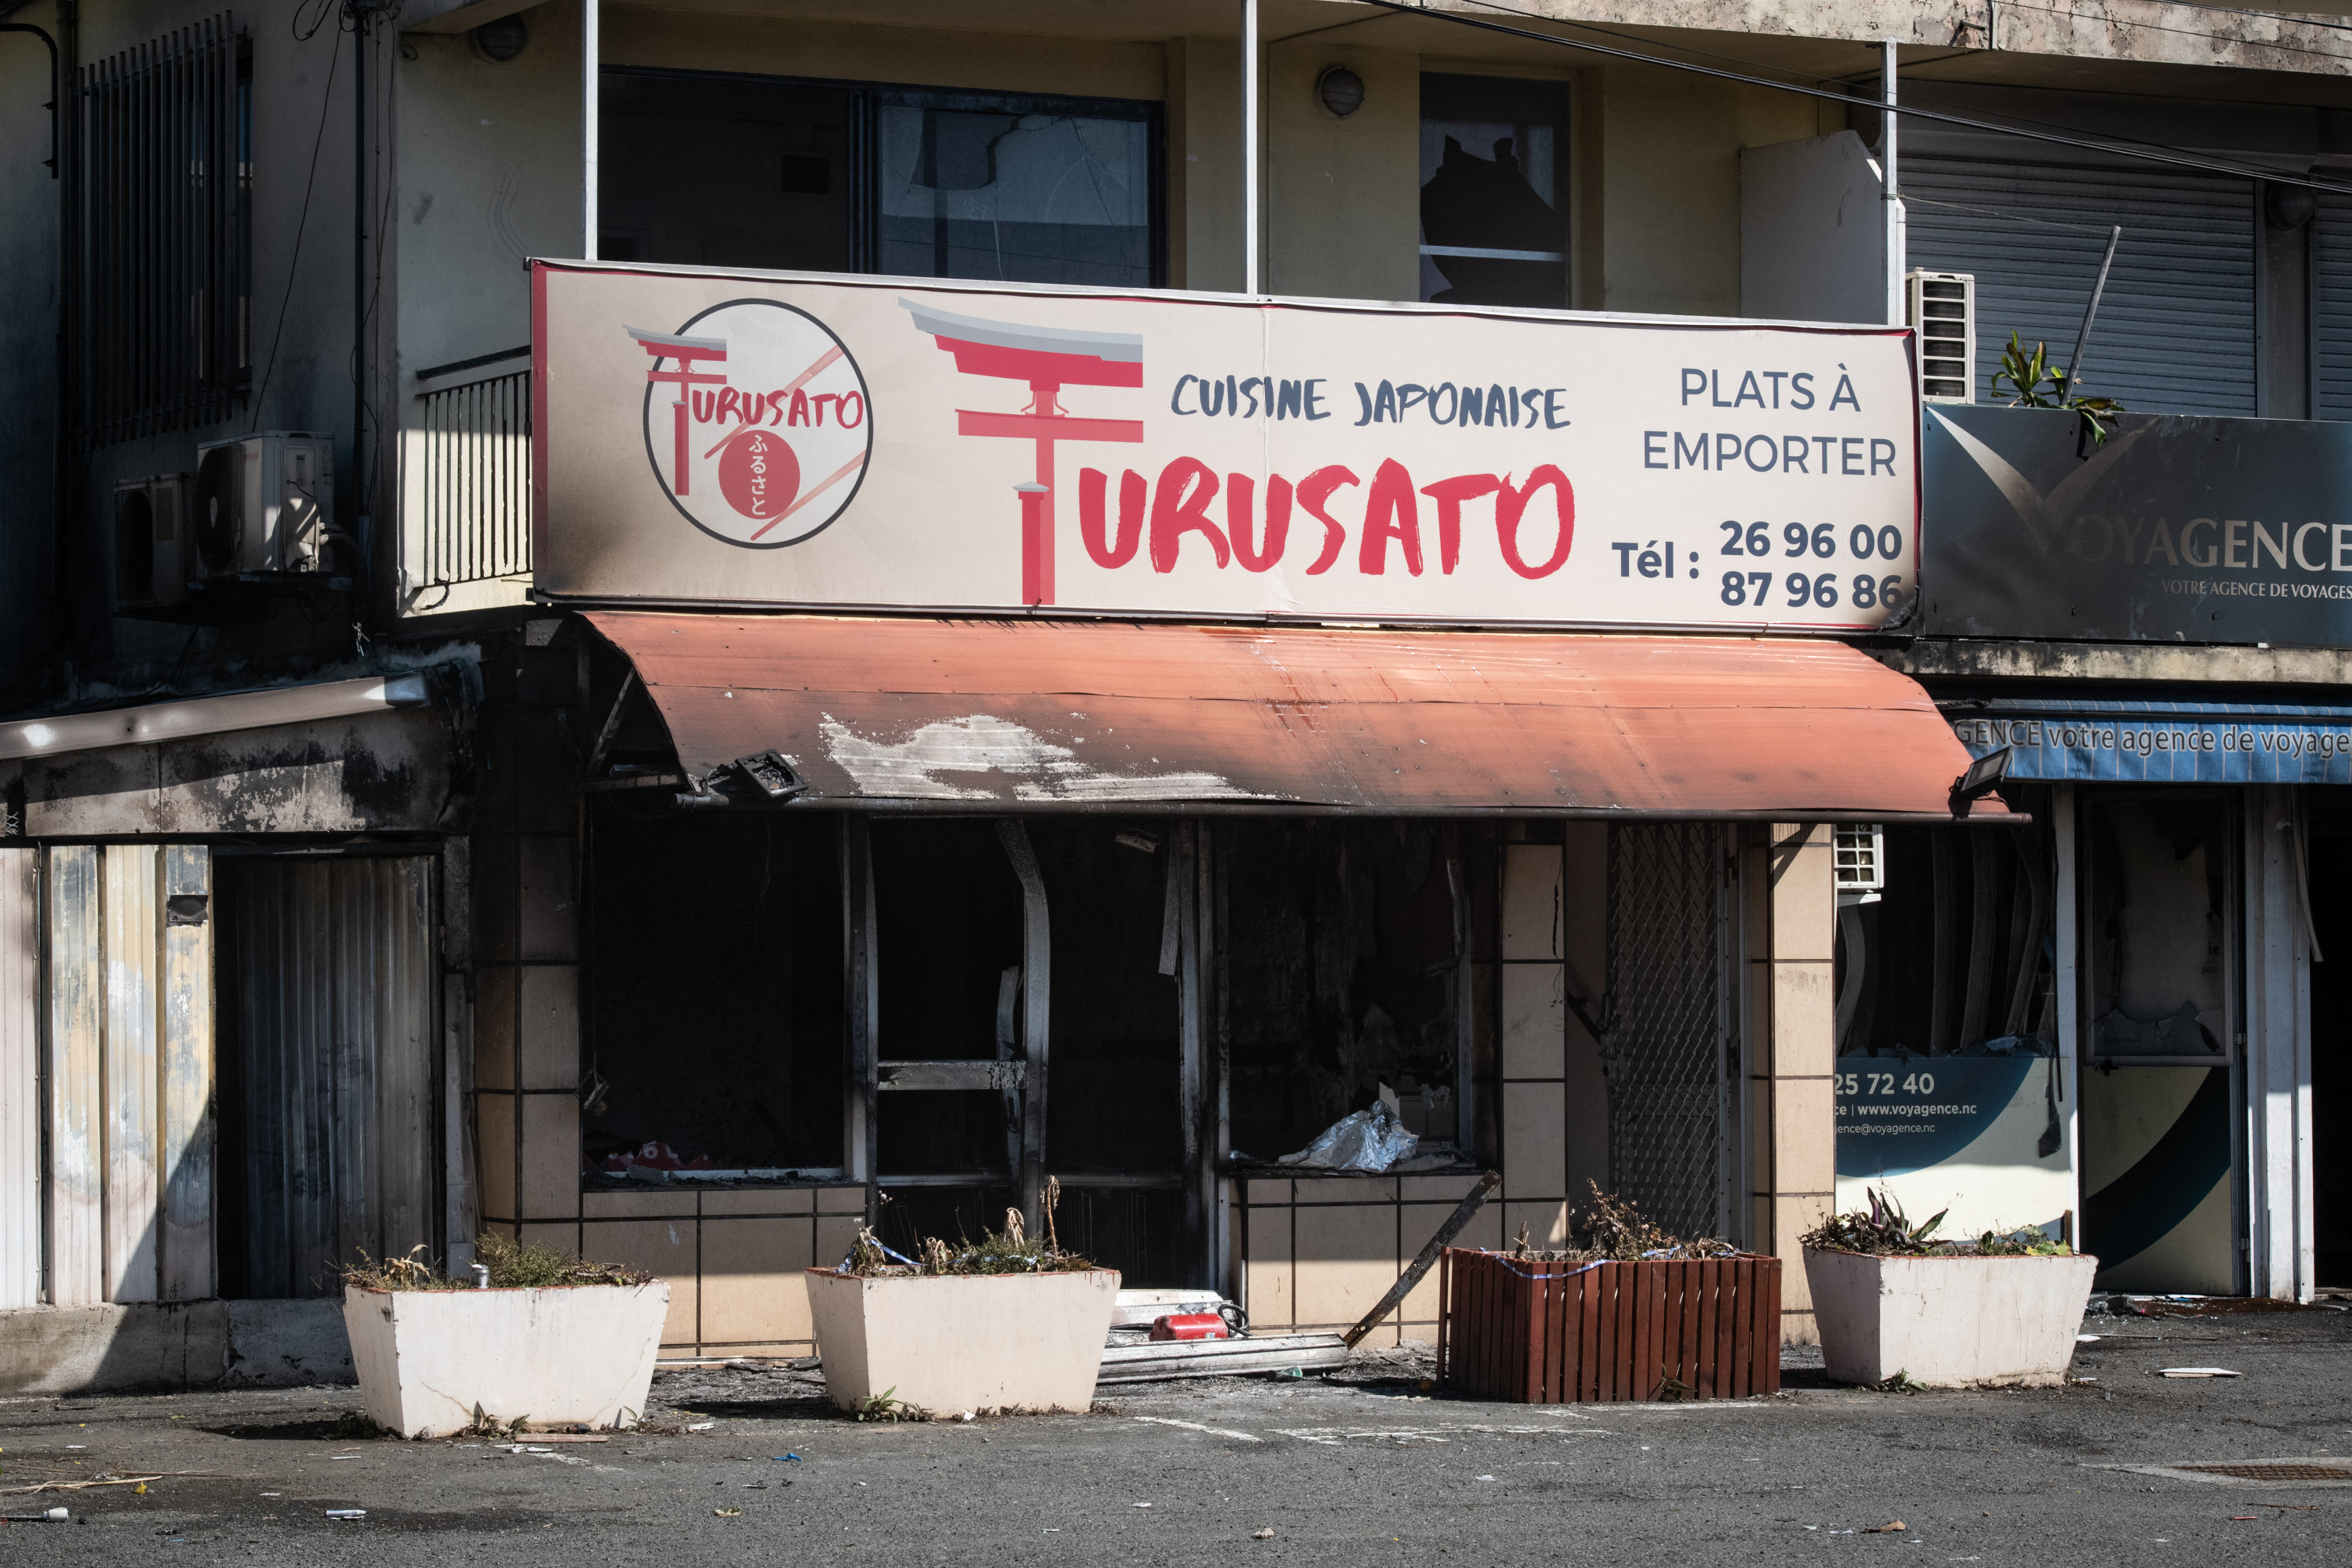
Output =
[
  {"x1": 474, "y1": 14, "x2": 528, "y2": 62},
  {"x1": 1316, "y1": 64, "x2": 1365, "y2": 119}
]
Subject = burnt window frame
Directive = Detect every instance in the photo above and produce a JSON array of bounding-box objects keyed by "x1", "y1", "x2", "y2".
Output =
[
  {"x1": 598, "y1": 65, "x2": 1167, "y2": 288},
  {"x1": 81, "y1": 13, "x2": 253, "y2": 446}
]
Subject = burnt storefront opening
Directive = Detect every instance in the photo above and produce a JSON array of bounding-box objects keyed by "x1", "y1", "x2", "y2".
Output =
[
  {"x1": 583, "y1": 807, "x2": 844, "y2": 1175},
  {"x1": 1226, "y1": 819, "x2": 1466, "y2": 1163}
]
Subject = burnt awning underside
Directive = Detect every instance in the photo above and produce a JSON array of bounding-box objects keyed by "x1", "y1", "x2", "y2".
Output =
[{"x1": 585, "y1": 611, "x2": 2006, "y2": 821}]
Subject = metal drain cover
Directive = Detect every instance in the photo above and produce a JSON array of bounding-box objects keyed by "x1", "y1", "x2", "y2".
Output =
[{"x1": 2177, "y1": 1463, "x2": 2352, "y2": 1481}]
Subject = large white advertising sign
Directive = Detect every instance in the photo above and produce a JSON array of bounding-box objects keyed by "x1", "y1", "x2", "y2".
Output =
[{"x1": 533, "y1": 263, "x2": 1920, "y2": 629}]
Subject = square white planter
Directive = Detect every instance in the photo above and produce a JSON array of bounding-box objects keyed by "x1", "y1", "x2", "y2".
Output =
[
  {"x1": 806, "y1": 1267, "x2": 1120, "y2": 1417},
  {"x1": 1803, "y1": 1249, "x2": 2098, "y2": 1388},
  {"x1": 343, "y1": 1283, "x2": 671, "y2": 1438}
]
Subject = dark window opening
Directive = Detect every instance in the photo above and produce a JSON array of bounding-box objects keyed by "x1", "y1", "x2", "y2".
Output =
[
  {"x1": 1418, "y1": 73, "x2": 1568, "y2": 309},
  {"x1": 599, "y1": 69, "x2": 1163, "y2": 286},
  {"x1": 583, "y1": 808, "x2": 845, "y2": 1176},
  {"x1": 1225, "y1": 820, "x2": 1465, "y2": 1165},
  {"x1": 1840, "y1": 796, "x2": 2059, "y2": 1061}
]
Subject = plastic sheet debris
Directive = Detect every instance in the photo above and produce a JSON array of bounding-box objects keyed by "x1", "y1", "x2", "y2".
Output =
[
  {"x1": 1277, "y1": 1088, "x2": 1418, "y2": 1173},
  {"x1": 2156, "y1": 1367, "x2": 2241, "y2": 1377},
  {"x1": 1253, "y1": 1528, "x2": 1276, "y2": 1539},
  {"x1": 714, "y1": 1507, "x2": 742, "y2": 1517},
  {"x1": 687, "y1": 1421, "x2": 717, "y2": 1431},
  {"x1": 324, "y1": 1510, "x2": 366, "y2": 1520},
  {"x1": 774, "y1": 1454, "x2": 801, "y2": 1462},
  {"x1": 2077, "y1": 1334, "x2": 2102, "y2": 1343}
]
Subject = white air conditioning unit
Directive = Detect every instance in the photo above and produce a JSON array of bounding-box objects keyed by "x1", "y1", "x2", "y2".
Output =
[
  {"x1": 190, "y1": 432, "x2": 338, "y2": 579},
  {"x1": 1833, "y1": 822, "x2": 1886, "y2": 893},
  {"x1": 1905, "y1": 270, "x2": 1975, "y2": 404},
  {"x1": 113, "y1": 472, "x2": 192, "y2": 611}
]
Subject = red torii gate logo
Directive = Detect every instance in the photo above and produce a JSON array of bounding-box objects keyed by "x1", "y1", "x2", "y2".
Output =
[
  {"x1": 628, "y1": 303, "x2": 873, "y2": 549},
  {"x1": 901, "y1": 300, "x2": 1144, "y2": 605}
]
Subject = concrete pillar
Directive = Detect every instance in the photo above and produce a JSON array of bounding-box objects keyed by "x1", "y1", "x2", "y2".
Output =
[
  {"x1": 1745, "y1": 822, "x2": 1836, "y2": 1344},
  {"x1": 472, "y1": 621, "x2": 584, "y2": 1258}
]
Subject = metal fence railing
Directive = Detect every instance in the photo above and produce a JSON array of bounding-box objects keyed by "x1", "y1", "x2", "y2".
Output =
[
  {"x1": 1603, "y1": 823, "x2": 1730, "y2": 1243},
  {"x1": 417, "y1": 369, "x2": 531, "y2": 589}
]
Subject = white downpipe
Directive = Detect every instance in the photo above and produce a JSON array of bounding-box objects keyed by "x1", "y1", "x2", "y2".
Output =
[
  {"x1": 583, "y1": 0, "x2": 600, "y2": 260},
  {"x1": 1242, "y1": 0, "x2": 1259, "y2": 294},
  {"x1": 1882, "y1": 38, "x2": 1903, "y2": 326}
]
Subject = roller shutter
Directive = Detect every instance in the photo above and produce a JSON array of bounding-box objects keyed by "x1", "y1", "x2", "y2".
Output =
[
  {"x1": 2313, "y1": 192, "x2": 2352, "y2": 420},
  {"x1": 1904, "y1": 157, "x2": 2256, "y2": 417}
]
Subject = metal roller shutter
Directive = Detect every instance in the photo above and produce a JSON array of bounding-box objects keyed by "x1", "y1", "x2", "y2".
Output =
[
  {"x1": 2313, "y1": 193, "x2": 2352, "y2": 420},
  {"x1": 1905, "y1": 157, "x2": 2256, "y2": 417}
]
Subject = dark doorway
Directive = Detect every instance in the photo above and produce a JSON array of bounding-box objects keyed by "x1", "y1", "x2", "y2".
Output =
[{"x1": 2308, "y1": 789, "x2": 2352, "y2": 1286}]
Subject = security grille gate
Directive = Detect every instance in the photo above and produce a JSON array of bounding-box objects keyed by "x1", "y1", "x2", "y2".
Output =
[
  {"x1": 1602, "y1": 824, "x2": 1728, "y2": 1243},
  {"x1": 1904, "y1": 157, "x2": 2256, "y2": 417}
]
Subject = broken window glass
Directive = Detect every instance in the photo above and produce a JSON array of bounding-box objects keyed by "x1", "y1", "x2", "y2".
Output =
[
  {"x1": 1419, "y1": 73, "x2": 1569, "y2": 309},
  {"x1": 876, "y1": 100, "x2": 1155, "y2": 286}
]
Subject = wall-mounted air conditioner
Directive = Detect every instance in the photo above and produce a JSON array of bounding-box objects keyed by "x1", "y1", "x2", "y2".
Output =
[
  {"x1": 113, "y1": 473, "x2": 191, "y2": 612},
  {"x1": 1905, "y1": 270, "x2": 1975, "y2": 403},
  {"x1": 190, "y1": 432, "x2": 338, "y2": 580}
]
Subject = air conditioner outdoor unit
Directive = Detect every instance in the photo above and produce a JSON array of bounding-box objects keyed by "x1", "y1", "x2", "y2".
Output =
[
  {"x1": 1905, "y1": 270, "x2": 1975, "y2": 404},
  {"x1": 113, "y1": 473, "x2": 192, "y2": 611},
  {"x1": 1833, "y1": 822, "x2": 1886, "y2": 893},
  {"x1": 190, "y1": 432, "x2": 338, "y2": 579}
]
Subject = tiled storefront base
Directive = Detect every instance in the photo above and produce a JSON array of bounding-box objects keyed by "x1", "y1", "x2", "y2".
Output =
[
  {"x1": 1235, "y1": 1175, "x2": 1508, "y2": 1347},
  {"x1": 488, "y1": 1185, "x2": 868, "y2": 1357}
]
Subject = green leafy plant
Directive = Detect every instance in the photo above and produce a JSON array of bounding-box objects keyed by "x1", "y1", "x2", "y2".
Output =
[
  {"x1": 856, "y1": 1387, "x2": 914, "y2": 1423},
  {"x1": 1989, "y1": 331, "x2": 2126, "y2": 443}
]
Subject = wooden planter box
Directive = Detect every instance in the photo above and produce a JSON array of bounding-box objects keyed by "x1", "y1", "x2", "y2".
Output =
[{"x1": 1438, "y1": 1249, "x2": 1782, "y2": 1402}]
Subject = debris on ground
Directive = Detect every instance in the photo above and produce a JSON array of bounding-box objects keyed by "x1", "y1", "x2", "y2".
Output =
[
  {"x1": 2155, "y1": 1367, "x2": 2241, "y2": 1378},
  {"x1": 1863, "y1": 1520, "x2": 1908, "y2": 1533}
]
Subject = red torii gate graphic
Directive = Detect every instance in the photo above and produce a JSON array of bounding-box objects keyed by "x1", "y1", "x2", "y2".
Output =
[
  {"x1": 628, "y1": 326, "x2": 730, "y2": 497},
  {"x1": 903, "y1": 300, "x2": 1144, "y2": 606}
]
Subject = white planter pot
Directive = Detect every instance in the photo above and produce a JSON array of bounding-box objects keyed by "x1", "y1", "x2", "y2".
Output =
[
  {"x1": 342, "y1": 1283, "x2": 671, "y2": 1438},
  {"x1": 1803, "y1": 1249, "x2": 2098, "y2": 1388},
  {"x1": 806, "y1": 1267, "x2": 1120, "y2": 1417}
]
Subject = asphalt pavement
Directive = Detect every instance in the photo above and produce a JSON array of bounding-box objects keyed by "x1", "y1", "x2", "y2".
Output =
[{"x1": 4, "y1": 1303, "x2": 2352, "y2": 1565}]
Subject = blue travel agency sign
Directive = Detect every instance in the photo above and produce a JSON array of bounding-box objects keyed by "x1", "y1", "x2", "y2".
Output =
[{"x1": 1948, "y1": 699, "x2": 2352, "y2": 783}]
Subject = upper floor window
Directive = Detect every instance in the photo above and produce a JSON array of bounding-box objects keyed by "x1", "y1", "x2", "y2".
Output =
[
  {"x1": 599, "y1": 69, "x2": 1161, "y2": 288},
  {"x1": 1419, "y1": 73, "x2": 1568, "y2": 310},
  {"x1": 83, "y1": 14, "x2": 253, "y2": 445}
]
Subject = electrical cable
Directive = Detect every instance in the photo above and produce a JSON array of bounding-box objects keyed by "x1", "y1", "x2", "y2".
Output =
[
  {"x1": 248, "y1": 23, "x2": 342, "y2": 430},
  {"x1": 1352, "y1": 0, "x2": 2352, "y2": 194}
]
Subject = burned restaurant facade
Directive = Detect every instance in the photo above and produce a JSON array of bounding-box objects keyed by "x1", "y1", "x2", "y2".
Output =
[{"x1": 509, "y1": 262, "x2": 1992, "y2": 1356}]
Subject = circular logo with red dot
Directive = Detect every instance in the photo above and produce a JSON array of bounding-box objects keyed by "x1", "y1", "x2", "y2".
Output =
[{"x1": 630, "y1": 299, "x2": 872, "y2": 549}]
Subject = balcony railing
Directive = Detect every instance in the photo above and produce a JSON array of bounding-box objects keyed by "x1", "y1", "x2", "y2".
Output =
[{"x1": 415, "y1": 364, "x2": 531, "y2": 593}]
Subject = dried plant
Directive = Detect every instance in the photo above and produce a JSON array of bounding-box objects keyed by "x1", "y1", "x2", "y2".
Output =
[
  {"x1": 1802, "y1": 1188, "x2": 1948, "y2": 1256},
  {"x1": 341, "y1": 1235, "x2": 653, "y2": 1292}
]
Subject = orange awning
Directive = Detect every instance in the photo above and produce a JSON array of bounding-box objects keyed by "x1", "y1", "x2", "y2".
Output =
[{"x1": 585, "y1": 612, "x2": 2006, "y2": 820}]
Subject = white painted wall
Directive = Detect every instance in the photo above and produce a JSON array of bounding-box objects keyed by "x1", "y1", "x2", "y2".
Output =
[{"x1": 1741, "y1": 131, "x2": 1887, "y2": 325}]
